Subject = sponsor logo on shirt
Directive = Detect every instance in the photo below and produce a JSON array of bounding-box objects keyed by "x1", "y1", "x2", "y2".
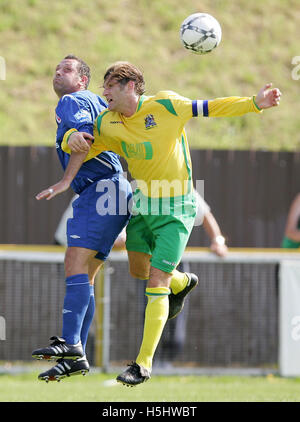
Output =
[
  {"x1": 110, "y1": 120, "x2": 124, "y2": 124},
  {"x1": 74, "y1": 109, "x2": 92, "y2": 122},
  {"x1": 121, "y1": 141, "x2": 153, "y2": 160}
]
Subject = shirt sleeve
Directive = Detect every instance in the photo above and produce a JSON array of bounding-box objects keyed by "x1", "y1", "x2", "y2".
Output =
[
  {"x1": 61, "y1": 127, "x2": 101, "y2": 162},
  {"x1": 61, "y1": 110, "x2": 122, "y2": 163},
  {"x1": 58, "y1": 94, "x2": 94, "y2": 135},
  {"x1": 192, "y1": 96, "x2": 262, "y2": 117},
  {"x1": 155, "y1": 91, "x2": 194, "y2": 122},
  {"x1": 155, "y1": 91, "x2": 262, "y2": 122}
]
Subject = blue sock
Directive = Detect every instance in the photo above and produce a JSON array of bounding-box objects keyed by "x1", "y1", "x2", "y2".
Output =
[
  {"x1": 62, "y1": 274, "x2": 90, "y2": 345},
  {"x1": 80, "y1": 284, "x2": 96, "y2": 354}
]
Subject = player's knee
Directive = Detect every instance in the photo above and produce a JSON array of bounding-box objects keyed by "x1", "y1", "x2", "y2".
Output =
[
  {"x1": 129, "y1": 266, "x2": 149, "y2": 280},
  {"x1": 128, "y1": 252, "x2": 151, "y2": 280},
  {"x1": 64, "y1": 247, "x2": 89, "y2": 277},
  {"x1": 64, "y1": 253, "x2": 75, "y2": 276}
]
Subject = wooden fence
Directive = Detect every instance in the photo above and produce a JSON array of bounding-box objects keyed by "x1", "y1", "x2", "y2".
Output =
[{"x1": 0, "y1": 146, "x2": 299, "y2": 248}]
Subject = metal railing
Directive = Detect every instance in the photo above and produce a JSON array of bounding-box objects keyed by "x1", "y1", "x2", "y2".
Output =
[{"x1": 0, "y1": 245, "x2": 299, "y2": 374}]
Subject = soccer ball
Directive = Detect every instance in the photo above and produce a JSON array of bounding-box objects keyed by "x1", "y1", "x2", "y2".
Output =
[{"x1": 180, "y1": 13, "x2": 222, "y2": 55}]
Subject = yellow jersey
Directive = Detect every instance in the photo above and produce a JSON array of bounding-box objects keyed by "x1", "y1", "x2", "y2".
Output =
[{"x1": 62, "y1": 90, "x2": 261, "y2": 198}]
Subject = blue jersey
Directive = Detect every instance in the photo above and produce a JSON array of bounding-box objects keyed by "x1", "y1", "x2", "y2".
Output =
[{"x1": 55, "y1": 90, "x2": 123, "y2": 194}]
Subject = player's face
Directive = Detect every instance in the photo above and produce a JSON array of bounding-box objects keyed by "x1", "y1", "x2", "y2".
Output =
[
  {"x1": 103, "y1": 78, "x2": 130, "y2": 113},
  {"x1": 53, "y1": 59, "x2": 82, "y2": 97}
]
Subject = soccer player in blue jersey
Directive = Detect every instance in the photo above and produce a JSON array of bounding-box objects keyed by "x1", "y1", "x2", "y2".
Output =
[{"x1": 31, "y1": 55, "x2": 132, "y2": 382}]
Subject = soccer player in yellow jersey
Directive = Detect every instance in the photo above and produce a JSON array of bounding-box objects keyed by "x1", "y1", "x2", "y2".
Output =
[{"x1": 44, "y1": 61, "x2": 281, "y2": 386}]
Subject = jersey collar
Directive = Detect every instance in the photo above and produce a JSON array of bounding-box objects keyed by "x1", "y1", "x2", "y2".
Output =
[{"x1": 136, "y1": 95, "x2": 146, "y2": 112}]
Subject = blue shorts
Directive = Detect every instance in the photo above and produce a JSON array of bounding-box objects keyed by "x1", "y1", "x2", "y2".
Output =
[{"x1": 67, "y1": 174, "x2": 132, "y2": 260}]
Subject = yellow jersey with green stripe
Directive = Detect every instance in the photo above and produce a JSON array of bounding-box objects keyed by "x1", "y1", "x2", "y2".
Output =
[{"x1": 62, "y1": 90, "x2": 261, "y2": 198}]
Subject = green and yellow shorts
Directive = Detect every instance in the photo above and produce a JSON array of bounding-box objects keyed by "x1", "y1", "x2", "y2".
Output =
[{"x1": 126, "y1": 192, "x2": 196, "y2": 273}]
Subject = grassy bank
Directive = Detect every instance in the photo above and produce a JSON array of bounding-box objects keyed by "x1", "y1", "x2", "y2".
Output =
[{"x1": 0, "y1": 0, "x2": 299, "y2": 150}]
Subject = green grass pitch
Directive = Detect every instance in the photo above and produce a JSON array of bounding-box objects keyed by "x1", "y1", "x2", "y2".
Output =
[{"x1": 1, "y1": 370, "x2": 300, "y2": 402}]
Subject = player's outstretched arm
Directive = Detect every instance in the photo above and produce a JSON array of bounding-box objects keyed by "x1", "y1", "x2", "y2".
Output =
[
  {"x1": 202, "y1": 212, "x2": 228, "y2": 258},
  {"x1": 36, "y1": 151, "x2": 88, "y2": 201},
  {"x1": 254, "y1": 83, "x2": 281, "y2": 109},
  {"x1": 36, "y1": 179, "x2": 70, "y2": 201}
]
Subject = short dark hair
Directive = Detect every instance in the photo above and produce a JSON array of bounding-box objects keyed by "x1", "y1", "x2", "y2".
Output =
[
  {"x1": 103, "y1": 61, "x2": 145, "y2": 95},
  {"x1": 64, "y1": 54, "x2": 90, "y2": 88}
]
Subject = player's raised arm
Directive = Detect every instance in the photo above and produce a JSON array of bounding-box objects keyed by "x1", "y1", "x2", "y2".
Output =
[
  {"x1": 36, "y1": 151, "x2": 88, "y2": 200},
  {"x1": 254, "y1": 83, "x2": 281, "y2": 109},
  {"x1": 201, "y1": 84, "x2": 281, "y2": 118}
]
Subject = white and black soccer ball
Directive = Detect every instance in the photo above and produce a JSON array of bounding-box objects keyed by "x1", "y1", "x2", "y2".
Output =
[{"x1": 180, "y1": 13, "x2": 222, "y2": 55}]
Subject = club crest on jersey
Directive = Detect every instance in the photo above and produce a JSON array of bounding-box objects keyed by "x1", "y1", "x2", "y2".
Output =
[
  {"x1": 144, "y1": 114, "x2": 157, "y2": 130},
  {"x1": 55, "y1": 113, "x2": 61, "y2": 124}
]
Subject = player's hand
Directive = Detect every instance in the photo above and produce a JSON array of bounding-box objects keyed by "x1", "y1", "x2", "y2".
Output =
[
  {"x1": 210, "y1": 242, "x2": 228, "y2": 258},
  {"x1": 68, "y1": 132, "x2": 94, "y2": 153},
  {"x1": 35, "y1": 180, "x2": 70, "y2": 201},
  {"x1": 255, "y1": 83, "x2": 281, "y2": 109}
]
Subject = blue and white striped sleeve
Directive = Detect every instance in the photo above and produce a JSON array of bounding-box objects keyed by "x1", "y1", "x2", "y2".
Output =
[{"x1": 192, "y1": 100, "x2": 209, "y2": 117}]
